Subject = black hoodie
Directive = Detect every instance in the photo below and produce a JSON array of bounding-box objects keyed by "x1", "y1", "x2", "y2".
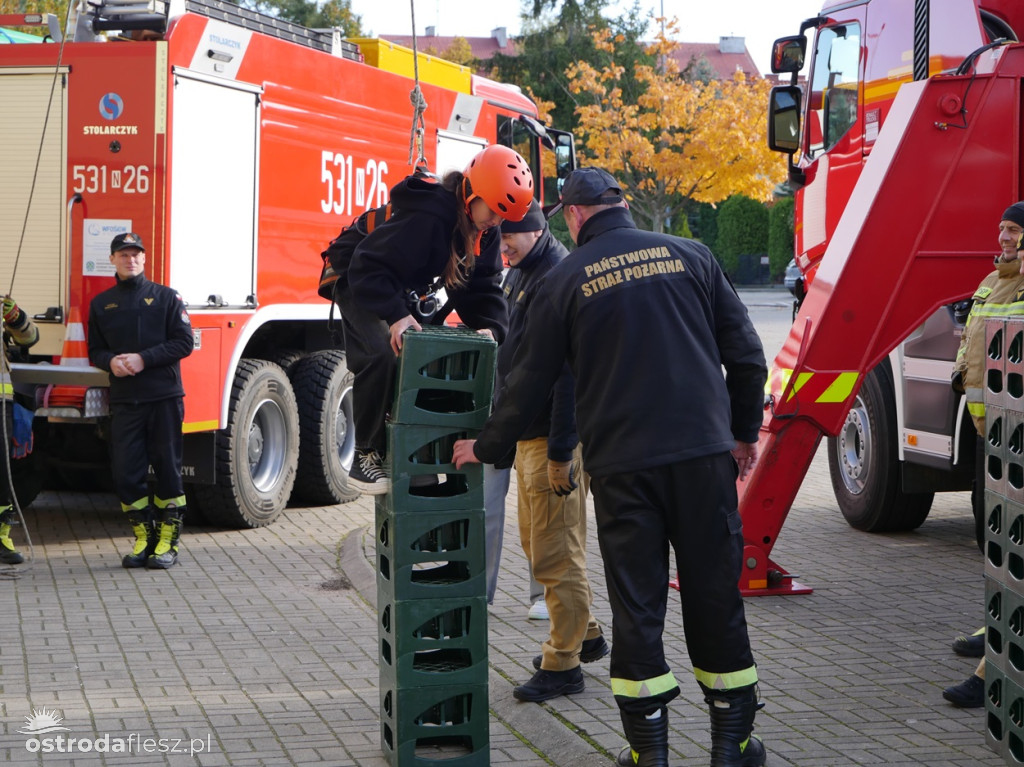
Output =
[{"x1": 348, "y1": 174, "x2": 508, "y2": 343}]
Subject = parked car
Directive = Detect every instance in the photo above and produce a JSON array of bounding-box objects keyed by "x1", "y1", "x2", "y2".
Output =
[{"x1": 784, "y1": 258, "x2": 805, "y2": 301}]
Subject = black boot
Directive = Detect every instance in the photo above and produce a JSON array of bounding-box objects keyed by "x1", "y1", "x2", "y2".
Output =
[
  {"x1": 0, "y1": 507, "x2": 23, "y2": 565},
  {"x1": 702, "y1": 683, "x2": 766, "y2": 767},
  {"x1": 147, "y1": 507, "x2": 183, "y2": 569},
  {"x1": 122, "y1": 508, "x2": 156, "y2": 568},
  {"x1": 616, "y1": 706, "x2": 669, "y2": 767}
]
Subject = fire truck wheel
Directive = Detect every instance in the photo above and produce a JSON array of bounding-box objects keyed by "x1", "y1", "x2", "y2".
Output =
[
  {"x1": 827, "y1": 361, "x2": 934, "y2": 532},
  {"x1": 194, "y1": 359, "x2": 299, "y2": 528},
  {"x1": 291, "y1": 350, "x2": 359, "y2": 506}
]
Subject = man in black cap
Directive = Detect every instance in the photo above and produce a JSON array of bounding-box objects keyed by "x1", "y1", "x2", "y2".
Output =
[
  {"x1": 88, "y1": 233, "x2": 194, "y2": 569},
  {"x1": 944, "y1": 200, "x2": 1024, "y2": 707},
  {"x1": 482, "y1": 199, "x2": 608, "y2": 702},
  {"x1": 453, "y1": 167, "x2": 768, "y2": 766}
]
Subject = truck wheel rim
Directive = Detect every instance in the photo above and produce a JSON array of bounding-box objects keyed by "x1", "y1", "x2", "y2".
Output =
[
  {"x1": 335, "y1": 379, "x2": 355, "y2": 473},
  {"x1": 247, "y1": 397, "x2": 287, "y2": 492},
  {"x1": 837, "y1": 397, "x2": 870, "y2": 495}
]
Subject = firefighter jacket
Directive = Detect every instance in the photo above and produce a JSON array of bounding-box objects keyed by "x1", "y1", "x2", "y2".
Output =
[
  {"x1": 88, "y1": 274, "x2": 194, "y2": 405},
  {"x1": 348, "y1": 173, "x2": 508, "y2": 343},
  {"x1": 473, "y1": 206, "x2": 767, "y2": 478},
  {"x1": 495, "y1": 228, "x2": 577, "y2": 465},
  {"x1": 955, "y1": 257, "x2": 1024, "y2": 435}
]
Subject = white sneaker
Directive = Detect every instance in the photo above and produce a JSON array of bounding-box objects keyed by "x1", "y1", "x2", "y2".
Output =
[{"x1": 527, "y1": 600, "x2": 549, "y2": 620}]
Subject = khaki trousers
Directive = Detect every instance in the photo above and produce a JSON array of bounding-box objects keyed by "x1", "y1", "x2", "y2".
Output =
[{"x1": 516, "y1": 438, "x2": 602, "y2": 670}]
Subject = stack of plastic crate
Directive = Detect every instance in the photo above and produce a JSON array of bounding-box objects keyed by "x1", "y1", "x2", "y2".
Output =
[
  {"x1": 375, "y1": 326, "x2": 496, "y2": 767},
  {"x1": 984, "y1": 316, "x2": 1024, "y2": 764}
]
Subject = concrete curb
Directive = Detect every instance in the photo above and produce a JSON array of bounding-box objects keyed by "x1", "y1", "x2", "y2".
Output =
[{"x1": 338, "y1": 524, "x2": 610, "y2": 766}]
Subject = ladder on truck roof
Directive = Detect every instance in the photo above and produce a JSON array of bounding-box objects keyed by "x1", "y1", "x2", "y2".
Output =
[{"x1": 83, "y1": 0, "x2": 360, "y2": 59}]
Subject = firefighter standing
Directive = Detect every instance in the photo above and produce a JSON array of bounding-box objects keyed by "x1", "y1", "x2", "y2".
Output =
[
  {"x1": 0, "y1": 296, "x2": 39, "y2": 564},
  {"x1": 336, "y1": 144, "x2": 528, "y2": 494},
  {"x1": 88, "y1": 233, "x2": 194, "y2": 569},
  {"x1": 453, "y1": 168, "x2": 768, "y2": 767},
  {"x1": 943, "y1": 201, "x2": 1024, "y2": 707}
]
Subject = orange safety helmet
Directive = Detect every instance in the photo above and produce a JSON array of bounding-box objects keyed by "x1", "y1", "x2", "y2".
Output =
[{"x1": 463, "y1": 145, "x2": 534, "y2": 222}]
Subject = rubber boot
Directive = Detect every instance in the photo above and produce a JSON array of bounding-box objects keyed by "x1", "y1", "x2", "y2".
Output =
[
  {"x1": 0, "y1": 507, "x2": 23, "y2": 565},
  {"x1": 147, "y1": 507, "x2": 183, "y2": 569},
  {"x1": 702, "y1": 683, "x2": 766, "y2": 767},
  {"x1": 615, "y1": 705, "x2": 669, "y2": 767},
  {"x1": 122, "y1": 508, "x2": 156, "y2": 568}
]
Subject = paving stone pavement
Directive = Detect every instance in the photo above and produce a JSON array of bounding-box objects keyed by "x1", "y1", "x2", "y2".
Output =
[{"x1": 0, "y1": 292, "x2": 1003, "y2": 766}]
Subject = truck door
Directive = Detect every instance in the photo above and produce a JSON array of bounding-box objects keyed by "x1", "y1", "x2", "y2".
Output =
[
  {"x1": 0, "y1": 68, "x2": 67, "y2": 331},
  {"x1": 168, "y1": 70, "x2": 260, "y2": 308}
]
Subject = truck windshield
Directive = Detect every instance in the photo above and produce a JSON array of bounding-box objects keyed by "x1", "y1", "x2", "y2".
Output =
[{"x1": 807, "y1": 23, "x2": 861, "y2": 159}]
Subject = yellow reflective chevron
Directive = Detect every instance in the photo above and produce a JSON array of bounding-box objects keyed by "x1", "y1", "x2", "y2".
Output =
[
  {"x1": 768, "y1": 369, "x2": 861, "y2": 404},
  {"x1": 694, "y1": 665, "x2": 759, "y2": 691},
  {"x1": 818, "y1": 372, "x2": 860, "y2": 403},
  {"x1": 611, "y1": 671, "x2": 679, "y2": 700}
]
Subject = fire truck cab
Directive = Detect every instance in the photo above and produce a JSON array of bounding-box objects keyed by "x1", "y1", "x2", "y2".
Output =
[
  {"x1": 764, "y1": 0, "x2": 1024, "y2": 542},
  {"x1": 0, "y1": 0, "x2": 573, "y2": 527}
]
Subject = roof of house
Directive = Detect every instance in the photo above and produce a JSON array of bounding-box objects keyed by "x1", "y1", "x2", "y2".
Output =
[
  {"x1": 375, "y1": 31, "x2": 761, "y2": 80},
  {"x1": 667, "y1": 40, "x2": 760, "y2": 80},
  {"x1": 379, "y1": 31, "x2": 517, "y2": 63}
]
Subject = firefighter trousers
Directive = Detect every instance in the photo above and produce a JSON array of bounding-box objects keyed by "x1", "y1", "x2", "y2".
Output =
[
  {"x1": 110, "y1": 397, "x2": 185, "y2": 510},
  {"x1": 591, "y1": 451, "x2": 756, "y2": 715},
  {"x1": 334, "y1": 284, "x2": 394, "y2": 455},
  {"x1": 516, "y1": 438, "x2": 602, "y2": 670}
]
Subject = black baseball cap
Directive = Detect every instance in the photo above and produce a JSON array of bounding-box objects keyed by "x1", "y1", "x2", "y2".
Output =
[
  {"x1": 110, "y1": 232, "x2": 145, "y2": 254},
  {"x1": 545, "y1": 167, "x2": 624, "y2": 218}
]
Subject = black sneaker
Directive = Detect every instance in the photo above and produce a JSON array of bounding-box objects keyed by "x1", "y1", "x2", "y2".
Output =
[
  {"x1": 533, "y1": 633, "x2": 610, "y2": 670},
  {"x1": 349, "y1": 449, "x2": 390, "y2": 495},
  {"x1": 952, "y1": 630, "x2": 985, "y2": 658},
  {"x1": 513, "y1": 667, "x2": 585, "y2": 702},
  {"x1": 942, "y1": 674, "x2": 985, "y2": 708}
]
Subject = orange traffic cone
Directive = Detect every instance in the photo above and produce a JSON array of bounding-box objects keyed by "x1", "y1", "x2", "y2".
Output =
[{"x1": 60, "y1": 307, "x2": 89, "y2": 366}]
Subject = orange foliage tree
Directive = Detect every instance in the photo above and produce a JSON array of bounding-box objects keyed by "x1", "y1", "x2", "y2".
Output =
[{"x1": 567, "y1": 23, "x2": 783, "y2": 233}]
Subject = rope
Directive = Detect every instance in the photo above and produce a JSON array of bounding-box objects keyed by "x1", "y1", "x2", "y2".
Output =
[{"x1": 407, "y1": 0, "x2": 429, "y2": 171}]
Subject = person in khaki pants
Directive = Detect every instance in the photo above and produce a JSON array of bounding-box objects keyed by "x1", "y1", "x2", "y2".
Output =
[{"x1": 471, "y1": 200, "x2": 608, "y2": 703}]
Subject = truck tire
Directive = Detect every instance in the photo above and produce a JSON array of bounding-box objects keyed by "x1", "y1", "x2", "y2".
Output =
[
  {"x1": 195, "y1": 359, "x2": 299, "y2": 528},
  {"x1": 291, "y1": 350, "x2": 359, "y2": 506},
  {"x1": 827, "y1": 362, "x2": 934, "y2": 532}
]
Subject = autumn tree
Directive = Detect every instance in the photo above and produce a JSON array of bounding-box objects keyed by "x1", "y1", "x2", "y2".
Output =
[
  {"x1": 568, "y1": 23, "x2": 783, "y2": 233},
  {"x1": 421, "y1": 36, "x2": 478, "y2": 69},
  {"x1": 490, "y1": 0, "x2": 650, "y2": 133},
  {"x1": 0, "y1": 0, "x2": 71, "y2": 36},
  {"x1": 239, "y1": 0, "x2": 362, "y2": 34}
]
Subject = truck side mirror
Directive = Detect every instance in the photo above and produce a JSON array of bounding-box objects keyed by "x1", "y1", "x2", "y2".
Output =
[
  {"x1": 768, "y1": 86, "x2": 802, "y2": 154},
  {"x1": 771, "y1": 35, "x2": 806, "y2": 73}
]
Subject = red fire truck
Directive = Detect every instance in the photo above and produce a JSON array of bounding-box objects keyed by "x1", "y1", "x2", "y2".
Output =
[
  {"x1": 742, "y1": 0, "x2": 1024, "y2": 594},
  {"x1": 0, "y1": 0, "x2": 573, "y2": 527}
]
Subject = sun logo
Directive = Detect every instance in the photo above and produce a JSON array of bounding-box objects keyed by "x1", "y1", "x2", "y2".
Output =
[{"x1": 17, "y1": 707, "x2": 70, "y2": 735}]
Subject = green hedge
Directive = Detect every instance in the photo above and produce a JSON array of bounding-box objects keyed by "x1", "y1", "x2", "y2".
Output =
[
  {"x1": 716, "y1": 195, "x2": 768, "y2": 277},
  {"x1": 767, "y1": 196, "x2": 795, "y2": 281}
]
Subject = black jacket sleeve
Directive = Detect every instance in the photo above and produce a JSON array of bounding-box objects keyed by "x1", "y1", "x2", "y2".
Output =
[
  {"x1": 139, "y1": 289, "x2": 193, "y2": 369},
  {"x1": 87, "y1": 300, "x2": 115, "y2": 372},
  {"x1": 450, "y1": 230, "x2": 509, "y2": 344},
  {"x1": 712, "y1": 266, "x2": 767, "y2": 443}
]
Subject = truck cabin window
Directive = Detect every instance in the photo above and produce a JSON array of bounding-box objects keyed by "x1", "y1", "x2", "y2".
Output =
[{"x1": 807, "y1": 23, "x2": 861, "y2": 159}]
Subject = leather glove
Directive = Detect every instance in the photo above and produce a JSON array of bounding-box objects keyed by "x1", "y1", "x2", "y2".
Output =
[
  {"x1": 10, "y1": 403, "x2": 33, "y2": 459},
  {"x1": 951, "y1": 369, "x2": 965, "y2": 395},
  {"x1": 547, "y1": 459, "x2": 578, "y2": 497}
]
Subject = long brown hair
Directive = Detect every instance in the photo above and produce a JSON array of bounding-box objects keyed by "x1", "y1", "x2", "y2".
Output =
[{"x1": 440, "y1": 170, "x2": 479, "y2": 289}]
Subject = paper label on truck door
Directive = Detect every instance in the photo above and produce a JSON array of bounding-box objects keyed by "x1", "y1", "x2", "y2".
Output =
[{"x1": 83, "y1": 219, "x2": 131, "y2": 277}]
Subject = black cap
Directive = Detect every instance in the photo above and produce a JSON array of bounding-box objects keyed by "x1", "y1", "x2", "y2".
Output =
[
  {"x1": 110, "y1": 232, "x2": 145, "y2": 254},
  {"x1": 545, "y1": 167, "x2": 623, "y2": 218},
  {"x1": 500, "y1": 200, "x2": 546, "y2": 233},
  {"x1": 1003, "y1": 202, "x2": 1024, "y2": 229}
]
